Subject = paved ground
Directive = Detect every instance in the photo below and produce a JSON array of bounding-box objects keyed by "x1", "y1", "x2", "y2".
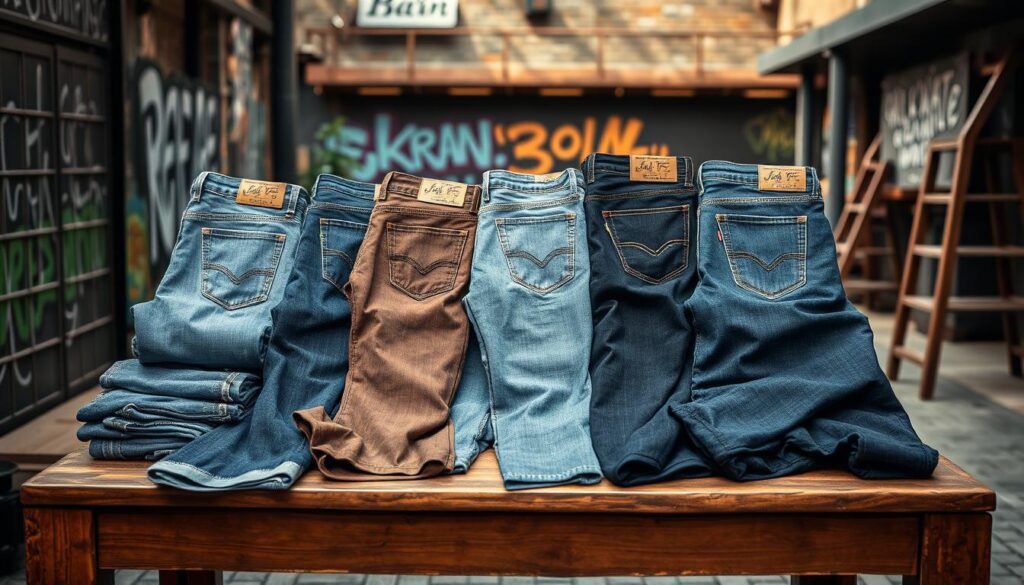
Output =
[{"x1": 2, "y1": 311, "x2": 1023, "y2": 584}]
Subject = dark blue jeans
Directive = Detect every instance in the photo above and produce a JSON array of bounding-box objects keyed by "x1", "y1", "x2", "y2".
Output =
[
  {"x1": 148, "y1": 174, "x2": 375, "y2": 490},
  {"x1": 582, "y1": 154, "x2": 712, "y2": 486},
  {"x1": 673, "y1": 161, "x2": 938, "y2": 480}
]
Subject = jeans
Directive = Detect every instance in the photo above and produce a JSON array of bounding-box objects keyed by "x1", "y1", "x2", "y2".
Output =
[
  {"x1": 581, "y1": 154, "x2": 712, "y2": 486},
  {"x1": 148, "y1": 174, "x2": 375, "y2": 490},
  {"x1": 673, "y1": 161, "x2": 939, "y2": 480},
  {"x1": 294, "y1": 172, "x2": 480, "y2": 480},
  {"x1": 78, "y1": 418, "x2": 213, "y2": 442},
  {"x1": 89, "y1": 439, "x2": 187, "y2": 461},
  {"x1": 101, "y1": 360, "x2": 261, "y2": 405},
  {"x1": 132, "y1": 172, "x2": 308, "y2": 370},
  {"x1": 77, "y1": 390, "x2": 247, "y2": 425},
  {"x1": 462, "y1": 168, "x2": 602, "y2": 490},
  {"x1": 449, "y1": 328, "x2": 493, "y2": 474}
]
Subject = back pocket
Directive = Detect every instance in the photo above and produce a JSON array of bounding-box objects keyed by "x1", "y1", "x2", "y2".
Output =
[
  {"x1": 495, "y1": 213, "x2": 575, "y2": 294},
  {"x1": 604, "y1": 205, "x2": 689, "y2": 284},
  {"x1": 386, "y1": 223, "x2": 469, "y2": 300},
  {"x1": 321, "y1": 218, "x2": 367, "y2": 293},
  {"x1": 201, "y1": 227, "x2": 286, "y2": 310},
  {"x1": 716, "y1": 214, "x2": 807, "y2": 300}
]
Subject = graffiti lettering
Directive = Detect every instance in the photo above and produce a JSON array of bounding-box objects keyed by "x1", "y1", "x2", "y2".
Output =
[
  {"x1": 133, "y1": 60, "x2": 219, "y2": 271},
  {"x1": 0, "y1": 0, "x2": 108, "y2": 42}
]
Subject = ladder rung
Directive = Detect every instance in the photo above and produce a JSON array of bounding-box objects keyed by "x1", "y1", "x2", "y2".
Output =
[
  {"x1": 856, "y1": 246, "x2": 893, "y2": 257},
  {"x1": 913, "y1": 245, "x2": 1024, "y2": 258},
  {"x1": 903, "y1": 295, "x2": 1024, "y2": 312},
  {"x1": 922, "y1": 193, "x2": 1022, "y2": 204},
  {"x1": 893, "y1": 345, "x2": 925, "y2": 365},
  {"x1": 844, "y1": 203, "x2": 867, "y2": 213},
  {"x1": 927, "y1": 139, "x2": 960, "y2": 151},
  {"x1": 844, "y1": 279, "x2": 898, "y2": 292}
]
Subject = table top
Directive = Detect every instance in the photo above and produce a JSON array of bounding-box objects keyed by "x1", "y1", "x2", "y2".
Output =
[{"x1": 21, "y1": 450, "x2": 995, "y2": 514}]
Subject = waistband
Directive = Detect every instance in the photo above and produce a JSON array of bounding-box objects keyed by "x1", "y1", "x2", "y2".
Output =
[
  {"x1": 480, "y1": 168, "x2": 583, "y2": 208},
  {"x1": 190, "y1": 171, "x2": 309, "y2": 217},
  {"x1": 311, "y1": 173, "x2": 377, "y2": 208},
  {"x1": 581, "y1": 153, "x2": 694, "y2": 188},
  {"x1": 378, "y1": 171, "x2": 481, "y2": 213},
  {"x1": 698, "y1": 161, "x2": 821, "y2": 198}
]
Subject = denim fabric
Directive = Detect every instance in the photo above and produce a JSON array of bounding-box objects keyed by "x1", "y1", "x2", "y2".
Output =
[
  {"x1": 89, "y1": 439, "x2": 187, "y2": 461},
  {"x1": 149, "y1": 175, "x2": 375, "y2": 490},
  {"x1": 449, "y1": 328, "x2": 493, "y2": 473},
  {"x1": 673, "y1": 161, "x2": 939, "y2": 480},
  {"x1": 77, "y1": 390, "x2": 246, "y2": 425},
  {"x1": 100, "y1": 360, "x2": 260, "y2": 405},
  {"x1": 462, "y1": 168, "x2": 601, "y2": 489},
  {"x1": 582, "y1": 154, "x2": 712, "y2": 486},
  {"x1": 132, "y1": 172, "x2": 308, "y2": 370},
  {"x1": 77, "y1": 418, "x2": 212, "y2": 442}
]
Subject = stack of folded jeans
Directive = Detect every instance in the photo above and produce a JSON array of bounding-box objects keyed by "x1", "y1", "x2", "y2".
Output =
[{"x1": 77, "y1": 172, "x2": 308, "y2": 460}]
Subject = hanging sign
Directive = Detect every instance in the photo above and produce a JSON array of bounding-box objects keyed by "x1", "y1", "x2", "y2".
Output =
[
  {"x1": 880, "y1": 52, "x2": 969, "y2": 188},
  {"x1": 356, "y1": 0, "x2": 459, "y2": 28}
]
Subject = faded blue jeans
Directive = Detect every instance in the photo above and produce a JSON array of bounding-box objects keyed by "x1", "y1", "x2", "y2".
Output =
[
  {"x1": 673, "y1": 161, "x2": 938, "y2": 480},
  {"x1": 148, "y1": 174, "x2": 375, "y2": 490},
  {"x1": 460, "y1": 168, "x2": 602, "y2": 489},
  {"x1": 131, "y1": 172, "x2": 308, "y2": 370}
]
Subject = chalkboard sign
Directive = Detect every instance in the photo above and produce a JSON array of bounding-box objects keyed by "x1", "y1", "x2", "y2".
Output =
[
  {"x1": 881, "y1": 52, "x2": 969, "y2": 188},
  {"x1": 0, "y1": 0, "x2": 108, "y2": 44},
  {"x1": 0, "y1": 32, "x2": 114, "y2": 434}
]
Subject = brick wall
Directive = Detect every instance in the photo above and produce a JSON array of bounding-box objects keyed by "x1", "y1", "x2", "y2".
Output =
[{"x1": 298, "y1": 0, "x2": 779, "y2": 75}]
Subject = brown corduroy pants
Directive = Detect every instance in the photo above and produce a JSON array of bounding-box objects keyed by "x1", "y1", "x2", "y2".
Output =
[{"x1": 294, "y1": 172, "x2": 480, "y2": 480}]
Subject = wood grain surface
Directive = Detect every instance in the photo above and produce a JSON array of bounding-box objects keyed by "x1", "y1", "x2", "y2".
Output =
[
  {"x1": 95, "y1": 509, "x2": 920, "y2": 575},
  {"x1": 22, "y1": 450, "x2": 995, "y2": 514}
]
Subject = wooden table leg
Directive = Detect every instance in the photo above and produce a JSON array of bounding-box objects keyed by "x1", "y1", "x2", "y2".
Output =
[
  {"x1": 911, "y1": 513, "x2": 992, "y2": 584},
  {"x1": 23, "y1": 507, "x2": 109, "y2": 584},
  {"x1": 159, "y1": 570, "x2": 225, "y2": 584},
  {"x1": 790, "y1": 577, "x2": 857, "y2": 584}
]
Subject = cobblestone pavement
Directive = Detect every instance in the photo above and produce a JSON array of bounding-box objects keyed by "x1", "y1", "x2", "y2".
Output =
[{"x1": 2, "y1": 343, "x2": 1023, "y2": 585}]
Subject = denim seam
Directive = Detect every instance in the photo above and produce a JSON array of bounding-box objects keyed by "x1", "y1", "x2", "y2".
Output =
[
  {"x1": 200, "y1": 228, "x2": 285, "y2": 310},
  {"x1": 220, "y1": 372, "x2": 236, "y2": 402},
  {"x1": 183, "y1": 211, "x2": 303, "y2": 224},
  {"x1": 386, "y1": 223, "x2": 469, "y2": 301},
  {"x1": 310, "y1": 202, "x2": 374, "y2": 212},
  {"x1": 716, "y1": 215, "x2": 808, "y2": 300},
  {"x1": 605, "y1": 205, "x2": 689, "y2": 285},
  {"x1": 320, "y1": 220, "x2": 362, "y2": 293},
  {"x1": 501, "y1": 465, "x2": 601, "y2": 480},
  {"x1": 585, "y1": 187, "x2": 695, "y2": 202},
  {"x1": 153, "y1": 458, "x2": 304, "y2": 481},
  {"x1": 479, "y1": 194, "x2": 580, "y2": 214},
  {"x1": 699, "y1": 195, "x2": 819, "y2": 206},
  {"x1": 495, "y1": 214, "x2": 576, "y2": 295}
]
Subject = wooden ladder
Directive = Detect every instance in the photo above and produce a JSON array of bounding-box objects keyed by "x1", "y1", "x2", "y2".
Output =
[
  {"x1": 834, "y1": 133, "x2": 899, "y2": 305},
  {"x1": 887, "y1": 49, "x2": 1024, "y2": 399}
]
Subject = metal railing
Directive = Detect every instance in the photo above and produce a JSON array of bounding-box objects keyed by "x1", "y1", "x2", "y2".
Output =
[{"x1": 303, "y1": 26, "x2": 794, "y2": 88}]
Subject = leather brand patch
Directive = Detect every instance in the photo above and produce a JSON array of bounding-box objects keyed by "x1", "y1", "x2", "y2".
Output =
[
  {"x1": 236, "y1": 179, "x2": 287, "y2": 209},
  {"x1": 757, "y1": 165, "x2": 807, "y2": 192},
  {"x1": 629, "y1": 155, "x2": 677, "y2": 182},
  {"x1": 417, "y1": 179, "x2": 467, "y2": 207}
]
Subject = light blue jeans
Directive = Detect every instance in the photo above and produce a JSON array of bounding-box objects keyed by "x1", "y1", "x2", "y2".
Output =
[
  {"x1": 148, "y1": 174, "x2": 376, "y2": 490},
  {"x1": 100, "y1": 360, "x2": 261, "y2": 405},
  {"x1": 77, "y1": 390, "x2": 248, "y2": 425},
  {"x1": 460, "y1": 168, "x2": 602, "y2": 489},
  {"x1": 131, "y1": 172, "x2": 308, "y2": 370}
]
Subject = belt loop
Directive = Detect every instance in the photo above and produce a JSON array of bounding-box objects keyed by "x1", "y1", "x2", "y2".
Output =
[
  {"x1": 567, "y1": 167, "x2": 580, "y2": 196},
  {"x1": 285, "y1": 185, "x2": 300, "y2": 215},
  {"x1": 481, "y1": 170, "x2": 492, "y2": 204},
  {"x1": 190, "y1": 171, "x2": 210, "y2": 202},
  {"x1": 583, "y1": 153, "x2": 596, "y2": 183},
  {"x1": 311, "y1": 174, "x2": 323, "y2": 201},
  {"x1": 378, "y1": 172, "x2": 393, "y2": 201}
]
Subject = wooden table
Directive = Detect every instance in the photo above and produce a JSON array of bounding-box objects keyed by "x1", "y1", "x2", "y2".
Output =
[{"x1": 21, "y1": 451, "x2": 995, "y2": 585}]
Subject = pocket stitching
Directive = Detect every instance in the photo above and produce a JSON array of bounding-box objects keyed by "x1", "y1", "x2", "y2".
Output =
[
  {"x1": 200, "y1": 228, "x2": 285, "y2": 310},
  {"x1": 495, "y1": 213, "x2": 576, "y2": 295},
  {"x1": 320, "y1": 220, "x2": 362, "y2": 294},
  {"x1": 605, "y1": 205, "x2": 689, "y2": 285},
  {"x1": 717, "y1": 214, "x2": 807, "y2": 300},
  {"x1": 386, "y1": 223, "x2": 468, "y2": 301}
]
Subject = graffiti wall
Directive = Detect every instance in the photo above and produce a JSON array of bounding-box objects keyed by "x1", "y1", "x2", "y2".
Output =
[
  {"x1": 299, "y1": 94, "x2": 795, "y2": 184},
  {"x1": 126, "y1": 60, "x2": 219, "y2": 310}
]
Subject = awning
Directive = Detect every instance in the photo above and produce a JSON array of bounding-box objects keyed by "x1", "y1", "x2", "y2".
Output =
[{"x1": 758, "y1": 0, "x2": 1024, "y2": 75}]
